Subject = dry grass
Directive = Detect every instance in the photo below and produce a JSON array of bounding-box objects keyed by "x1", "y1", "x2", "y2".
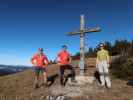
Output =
[{"x1": 0, "y1": 59, "x2": 133, "y2": 100}]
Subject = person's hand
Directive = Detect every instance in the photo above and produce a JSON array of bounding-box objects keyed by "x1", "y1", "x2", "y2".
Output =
[
  {"x1": 33, "y1": 63, "x2": 37, "y2": 66},
  {"x1": 42, "y1": 65, "x2": 46, "y2": 68},
  {"x1": 32, "y1": 59, "x2": 37, "y2": 66},
  {"x1": 43, "y1": 62, "x2": 48, "y2": 68},
  {"x1": 96, "y1": 63, "x2": 98, "y2": 71},
  {"x1": 107, "y1": 63, "x2": 110, "y2": 68},
  {"x1": 96, "y1": 64, "x2": 97, "y2": 69},
  {"x1": 68, "y1": 57, "x2": 72, "y2": 64},
  {"x1": 57, "y1": 62, "x2": 61, "y2": 66}
]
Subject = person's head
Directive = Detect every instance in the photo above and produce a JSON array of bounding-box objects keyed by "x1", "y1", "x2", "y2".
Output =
[
  {"x1": 62, "y1": 45, "x2": 68, "y2": 51},
  {"x1": 99, "y1": 43, "x2": 105, "y2": 50},
  {"x1": 38, "y1": 48, "x2": 43, "y2": 55}
]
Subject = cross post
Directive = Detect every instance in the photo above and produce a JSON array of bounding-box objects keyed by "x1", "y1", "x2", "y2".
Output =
[{"x1": 67, "y1": 14, "x2": 101, "y2": 76}]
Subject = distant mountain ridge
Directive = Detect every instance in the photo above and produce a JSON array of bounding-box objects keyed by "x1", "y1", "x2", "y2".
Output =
[{"x1": 0, "y1": 64, "x2": 31, "y2": 76}]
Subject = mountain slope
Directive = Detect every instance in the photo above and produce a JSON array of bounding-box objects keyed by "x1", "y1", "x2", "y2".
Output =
[{"x1": 0, "y1": 59, "x2": 133, "y2": 100}]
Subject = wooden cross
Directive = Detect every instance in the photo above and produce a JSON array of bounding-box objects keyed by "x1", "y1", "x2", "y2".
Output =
[{"x1": 67, "y1": 14, "x2": 101, "y2": 76}]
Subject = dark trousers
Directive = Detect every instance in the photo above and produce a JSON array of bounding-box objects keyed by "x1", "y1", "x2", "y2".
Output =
[{"x1": 60, "y1": 64, "x2": 76, "y2": 84}]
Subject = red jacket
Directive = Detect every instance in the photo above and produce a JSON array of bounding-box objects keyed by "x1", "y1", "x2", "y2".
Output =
[
  {"x1": 31, "y1": 54, "x2": 49, "y2": 67},
  {"x1": 57, "y1": 50, "x2": 71, "y2": 65}
]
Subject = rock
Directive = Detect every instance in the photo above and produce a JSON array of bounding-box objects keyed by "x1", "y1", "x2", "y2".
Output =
[{"x1": 75, "y1": 76, "x2": 95, "y2": 85}]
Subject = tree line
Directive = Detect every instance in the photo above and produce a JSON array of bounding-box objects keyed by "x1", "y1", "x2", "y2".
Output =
[{"x1": 72, "y1": 40, "x2": 133, "y2": 60}]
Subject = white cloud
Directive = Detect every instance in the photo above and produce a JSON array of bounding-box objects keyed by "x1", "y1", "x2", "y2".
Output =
[{"x1": 0, "y1": 54, "x2": 31, "y2": 66}]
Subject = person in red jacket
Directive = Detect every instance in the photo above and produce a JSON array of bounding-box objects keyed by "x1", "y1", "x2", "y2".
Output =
[
  {"x1": 31, "y1": 48, "x2": 49, "y2": 88},
  {"x1": 57, "y1": 45, "x2": 76, "y2": 86}
]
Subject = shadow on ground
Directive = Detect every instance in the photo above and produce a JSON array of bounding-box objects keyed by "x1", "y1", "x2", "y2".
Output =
[{"x1": 47, "y1": 74, "x2": 59, "y2": 87}]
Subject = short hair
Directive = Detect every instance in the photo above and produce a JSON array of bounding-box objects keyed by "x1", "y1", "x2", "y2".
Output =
[
  {"x1": 62, "y1": 45, "x2": 67, "y2": 49},
  {"x1": 38, "y1": 48, "x2": 43, "y2": 51}
]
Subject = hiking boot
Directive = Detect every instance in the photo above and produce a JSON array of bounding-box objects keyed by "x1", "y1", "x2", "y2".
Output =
[
  {"x1": 106, "y1": 85, "x2": 111, "y2": 89},
  {"x1": 41, "y1": 81, "x2": 48, "y2": 87},
  {"x1": 41, "y1": 77, "x2": 48, "y2": 86},
  {"x1": 60, "y1": 81, "x2": 65, "y2": 86},
  {"x1": 42, "y1": 82, "x2": 46, "y2": 86},
  {"x1": 71, "y1": 79, "x2": 77, "y2": 83},
  {"x1": 34, "y1": 83, "x2": 39, "y2": 89}
]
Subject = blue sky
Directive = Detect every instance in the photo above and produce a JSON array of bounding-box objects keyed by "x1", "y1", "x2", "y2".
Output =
[{"x1": 0, "y1": 0, "x2": 133, "y2": 65}]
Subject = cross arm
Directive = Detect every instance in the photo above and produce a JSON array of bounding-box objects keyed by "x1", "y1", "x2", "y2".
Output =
[
  {"x1": 66, "y1": 27, "x2": 101, "y2": 36},
  {"x1": 67, "y1": 31, "x2": 81, "y2": 36},
  {"x1": 84, "y1": 27, "x2": 101, "y2": 33}
]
